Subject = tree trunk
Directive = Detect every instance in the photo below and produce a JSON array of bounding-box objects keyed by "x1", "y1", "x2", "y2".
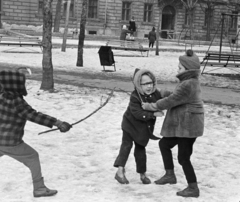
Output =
[
  {"x1": 41, "y1": 0, "x2": 54, "y2": 90},
  {"x1": 53, "y1": 0, "x2": 62, "y2": 32},
  {"x1": 61, "y1": 0, "x2": 71, "y2": 52},
  {"x1": 76, "y1": 0, "x2": 87, "y2": 67},
  {"x1": 155, "y1": 7, "x2": 162, "y2": 56},
  {"x1": 206, "y1": 14, "x2": 211, "y2": 41}
]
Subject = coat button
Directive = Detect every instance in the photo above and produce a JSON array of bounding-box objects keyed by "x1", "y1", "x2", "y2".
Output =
[
  {"x1": 143, "y1": 115, "x2": 145, "y2": 118},
  {"x1": 148, "y1": 126, "x2": 150, "y2": 128}
]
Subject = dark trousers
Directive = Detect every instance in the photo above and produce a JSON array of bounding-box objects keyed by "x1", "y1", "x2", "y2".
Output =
[
  {"x1": 159, "y1": 137, "x2": 197, "y2": 183},
  {"x1": 149, "y1": 42, "x2": 154, "y2": 48},
  {"x1": 114, "y1": 130, "x2": 146, "y2": 173}
]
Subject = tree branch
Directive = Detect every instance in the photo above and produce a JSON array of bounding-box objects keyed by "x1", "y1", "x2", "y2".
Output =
[{"x1": 38, "y1": 88, "x2": 115, "y2": 135}]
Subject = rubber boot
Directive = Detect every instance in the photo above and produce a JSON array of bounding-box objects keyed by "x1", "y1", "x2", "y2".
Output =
[
  {"x1": 33, "y1": 177, "x2": 58, "y2": 197},
  {"x1": 154, "y1": 169, "x2": 177, "y2": 185},
  {"x1": 176, "y1": 182, "x2": 200, "y2": 198}
]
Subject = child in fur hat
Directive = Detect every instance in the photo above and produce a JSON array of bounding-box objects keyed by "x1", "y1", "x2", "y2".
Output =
[
  {"x1": 0, "y1": 70, "x2": 72, "y2": 197},
  {"x1": 114, "y1": 68, "x2": 167, "y2": 185},
  {"x1": 142, "y1": 49, "x2": 204, "y2": 198}
]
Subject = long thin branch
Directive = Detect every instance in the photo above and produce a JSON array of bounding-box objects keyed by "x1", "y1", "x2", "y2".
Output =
[{"x1": 38, "y1": 88, "x2": 115, "y2": 135}]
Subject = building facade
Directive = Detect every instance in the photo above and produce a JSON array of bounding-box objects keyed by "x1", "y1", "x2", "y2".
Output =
[{"x1": 0, "y1": 0, "x2": 239, "y2": 41}]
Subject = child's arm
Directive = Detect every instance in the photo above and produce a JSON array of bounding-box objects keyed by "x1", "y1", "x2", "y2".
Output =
[
  {"x1": 143, "y1": 82, "x2": 191, "y2": 111},
  {"x1": 15, "y1": 98, "x2": 71, "y2": 132},
  {"x1": 129, "y1": 93, "x2": 157, "y2": 121}
]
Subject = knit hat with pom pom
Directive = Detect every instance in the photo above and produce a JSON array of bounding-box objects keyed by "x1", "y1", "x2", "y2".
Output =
[{"x1": 179, "y1": 49, "x2": 200, "y2": 70}]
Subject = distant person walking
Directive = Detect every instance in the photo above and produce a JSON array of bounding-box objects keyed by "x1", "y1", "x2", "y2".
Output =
[
  {"x1": 148, "y1": 27, "x2": 157, "y2": 48},
  {"x1": 129, "y1": 16, "x2": 136, "y2": 37}
]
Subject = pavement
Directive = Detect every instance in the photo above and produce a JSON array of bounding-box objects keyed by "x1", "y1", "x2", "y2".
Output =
[{"x1": 1, "y1": 36, "x2": 240, "y2": 106}]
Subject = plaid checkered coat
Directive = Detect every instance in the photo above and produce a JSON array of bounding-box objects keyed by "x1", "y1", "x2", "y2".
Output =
[{"x1": 0, "y1": 70, "x2": 57, "y2": 146}]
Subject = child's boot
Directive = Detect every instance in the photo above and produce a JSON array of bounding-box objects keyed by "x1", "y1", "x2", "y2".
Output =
[
  {"x1": 154, "y1": 169, "x2": 177, "y2": 185},
  {"x1": 176, "y1": 182, "x2": 199, "y2": 198},
  {"x1": 140, "y1": 173, "x2": 151, "y2": 184},
  {"x1": 33, "y1": 177, "x2": 58, "y2": 197},
  {"x1": 115, "y1": 167, "x2": 129, "y2": 184}
]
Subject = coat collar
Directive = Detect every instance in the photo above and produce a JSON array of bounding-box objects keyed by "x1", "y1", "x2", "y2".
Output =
[{"x1": 176, "y1": 69, "x2": 201, "y2": 81}]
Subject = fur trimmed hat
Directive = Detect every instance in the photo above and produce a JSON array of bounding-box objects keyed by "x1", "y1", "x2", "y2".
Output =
[{"x1": 179, "y1": 49, "x2": 200, "y2": 70}]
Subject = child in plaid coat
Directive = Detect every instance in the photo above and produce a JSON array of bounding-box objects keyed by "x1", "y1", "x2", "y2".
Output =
[{"x1": 0, "y1": 70, "x2": 72, "y2": 197}]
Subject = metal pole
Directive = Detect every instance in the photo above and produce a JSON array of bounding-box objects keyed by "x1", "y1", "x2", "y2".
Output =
[
  {"x1": 219, "y1": 13, "x2": 225, "y2": 58},
  {"x1": 104, "y1": 0, "x2": 108, "y2": 35},
  {"x1": 62, "y1": 0, "x2": 71, "y2": 52}
]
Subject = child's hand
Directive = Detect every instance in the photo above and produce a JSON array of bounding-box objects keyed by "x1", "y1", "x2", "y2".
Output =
[
  {"x1": 55, "y1": 120, "x2": 72, "y2": 132},
  {"x1": 154, "y1": 111, "x2": 164, "y2": 117},
  {"x1": 142, "y1": 102, "x2": 148, "y2": 110},
  {"x1": 142, "y1": 102, "x2": 158, "y2": 111}
]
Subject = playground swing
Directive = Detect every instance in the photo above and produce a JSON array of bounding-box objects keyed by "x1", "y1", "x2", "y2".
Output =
[
  {"x1": 201, "y1": 13, "x2": 240, "y2": 75},
  {"x1": 177, "y1": 28, "x2": 201, "y2": 50}
]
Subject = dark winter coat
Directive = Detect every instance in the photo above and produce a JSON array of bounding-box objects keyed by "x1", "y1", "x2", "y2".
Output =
[
  {"x1": 121, "y1": 69, "x2": 163, "y2": 147},
  {"x1": 0, "y1": 70, "x2": 57, "y2": 146},
  {"x1": 148, "y1": 30, "x2": 156, "y2": 43},
  {"x1": 144, "y1": 69, "x2": 204, "y2": 138},
  {"x1": 129, "y1": 20, "x2": 136, "y2": 32}
]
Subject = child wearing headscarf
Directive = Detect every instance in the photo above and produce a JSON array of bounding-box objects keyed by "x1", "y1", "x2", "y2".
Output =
[
  {"x1": 142, "y1": 50, "x2": 204, "y2": 198},
  {"x1": 114, "y1": 68, "x2": 167, "y2": 185}
]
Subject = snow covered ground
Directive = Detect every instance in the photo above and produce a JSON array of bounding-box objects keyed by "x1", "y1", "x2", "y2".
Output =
[{"x1": 0, "y1": 43, "x2": 240, "y2": 202}]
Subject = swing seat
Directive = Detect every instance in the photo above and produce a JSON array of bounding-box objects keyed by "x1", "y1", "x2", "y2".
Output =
[{"x1": 201, "y1": 52, "x2": 240, "y2": 74}]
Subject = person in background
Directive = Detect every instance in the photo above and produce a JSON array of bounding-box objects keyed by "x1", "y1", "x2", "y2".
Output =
[
  {"x1": 148, "y1": 27, "x2": 157, "y2": 48},
  {"x1": 142, "y1": 49, "x2": 204, "y2": 198},
  {"x1": 120, "y1": 25, "x2": 131, "y2": 40},
  {"x1": 0, "y1": 70, "x2": 72, "y2": 198},
  {"x1": 129, "y1": 16, "x2": 136, "y2": 37},
  {"x1": 114, "y1": 68, "x2": 166, "y2": 185}
]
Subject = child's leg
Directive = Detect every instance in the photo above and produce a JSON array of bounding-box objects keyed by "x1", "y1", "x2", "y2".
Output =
[
  {"x1": 133, "y1": 142, "x2": 146, "y2": 174},
  {"x1": 113, "y1": 131, "x2": 133, "y2": 168},
  {"x1": 0, "y1": 142, "x2": 42, "y2": 182},
  {"x1": 159, "y1": 137, "x2": 178, "y2": 169},
  {"x1": 176, "y1": 138, "x2": 199, "y2": 197},
  {"x1": 177, "y1": 138, "x2": 197, "y2": 183},
  {"x1": 0, "y1": 142, "x2": 57, "y2": 197}
]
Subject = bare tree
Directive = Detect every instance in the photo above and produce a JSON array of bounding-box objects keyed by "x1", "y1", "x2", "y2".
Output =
[
  {"x1": 180, "y1": 0, "x2": 199, "y2": 40},
  {"x1": 76, "y1": 0, "x2": 88, "y2": 66},
  {"x1": 41, "y1": 0, "x2": 54, "y2": 90},
  {"x1": 53, "y1": 0, "x2": 62, "y2": 32},
  {"x1": 198, "y1": 0, "x2": 217, "y2": 41}
]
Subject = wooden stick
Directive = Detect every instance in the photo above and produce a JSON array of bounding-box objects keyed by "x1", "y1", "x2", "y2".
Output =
[{"x1": 38, "y1": 88, "x2": 115, "y2": 135}]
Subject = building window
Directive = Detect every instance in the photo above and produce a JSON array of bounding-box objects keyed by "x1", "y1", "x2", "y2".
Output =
[
  {"x1": 88, "y1": 0, "x2": 98, "y2": 19},
  {"x1": 144, "y1": 3, "x2": 153, "y2": 22},
  {"x1": 38, "y1": 0, "x2": 43, "y2": 14},
  {"x1": 230, "y1": 11, "x2": 238, "y2": 29},
  {"x1": 63, "y1": 0, "x2": 74, "y2": 17},
  {"x1": 204, "y1": 8, "x2": 213, "y2": 27},
  {"x1": 122, "y1": 2, "x2": 131, "y2": 21}
]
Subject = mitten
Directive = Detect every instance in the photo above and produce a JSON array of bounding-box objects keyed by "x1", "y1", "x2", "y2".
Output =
[
  {"x1": 55, "y1": 120, "x2": 72, "y2": 132},
  {"x1": 142, "y1": 102, "x2": 158, "y2": 111},
  {"x1": 154, "y1": 111, "x2": 164, "y2": 117}
]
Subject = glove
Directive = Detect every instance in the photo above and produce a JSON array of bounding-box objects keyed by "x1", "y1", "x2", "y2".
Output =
[
  {"x1": 55, "y1": 120, "x2": 72, "y2": 132},
  {"x1": 154, "y1": 111, "x2": 164, "y2": 117}
]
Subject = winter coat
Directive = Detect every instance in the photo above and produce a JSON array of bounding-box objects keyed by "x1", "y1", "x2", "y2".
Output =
[
  {"x1": 120, "y1": 29, "x2": 131, "y2": 40},
  {"x1": 129, "y1": 20, "x2": 136, "y2": 32},
  {"x1": 148, "y1": 30, "x2": 156, "y2": 43},
  {"x1": 121, "y1": 69, "x2": 163, "y2": 147},
  {"x1": 144, "y1": 69, "x2": 204, "y2": 138},
  {"x1": 0, "y1": 70, "x2": 57, "y2": 146}
]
